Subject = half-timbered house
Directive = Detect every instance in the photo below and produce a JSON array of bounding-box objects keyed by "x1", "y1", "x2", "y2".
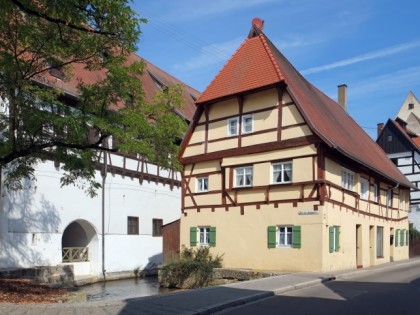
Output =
[{"x1": 178, "y1": 21, "x2": 411, "y2": 272}]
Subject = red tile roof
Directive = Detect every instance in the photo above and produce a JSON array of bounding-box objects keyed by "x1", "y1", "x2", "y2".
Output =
[
  {"x1": 36, "y1": 54, "x2": 199, "y2": 122},
  {"x1": 194, "y1": 27, "x2": 411, "y2": 188}
]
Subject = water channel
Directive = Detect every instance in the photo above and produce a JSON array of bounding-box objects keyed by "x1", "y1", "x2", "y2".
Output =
[{"x1": 79, "y1": 277, "x2": 176, "y2": 302}]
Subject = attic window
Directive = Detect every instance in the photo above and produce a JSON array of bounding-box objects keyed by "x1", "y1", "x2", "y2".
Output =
[
  {"x1": 387, "y1": 135, "x2": 392, "y2": 142},
  {"x1": 408, "y1": 103, "x2": 414, "y2": 110},
  {"x1": 46, "y1": 60, "x2": 65, "y2": 80},
  {"x1": 148, "y1": 71, "x2": 166, "y2": 91}
]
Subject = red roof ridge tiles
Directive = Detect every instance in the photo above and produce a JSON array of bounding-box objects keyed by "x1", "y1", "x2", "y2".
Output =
[{"x1": 259, "y1": 33, "x2": 285, "y2": 82}]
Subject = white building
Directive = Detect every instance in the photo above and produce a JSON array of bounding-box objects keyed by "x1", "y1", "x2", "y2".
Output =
[{"x1": 0, "y1": 56, "x2": 199, "y2": 280}]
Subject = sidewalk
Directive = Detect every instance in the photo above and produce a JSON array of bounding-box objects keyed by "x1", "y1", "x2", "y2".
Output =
[{"x1": 1, "y1": 258, "x2": 420, "y2": 315}]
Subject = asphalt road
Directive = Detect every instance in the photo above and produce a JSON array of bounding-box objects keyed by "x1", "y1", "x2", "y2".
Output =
[{"x1": 216, "y1": 262, "x2": 420, "y2": 315}]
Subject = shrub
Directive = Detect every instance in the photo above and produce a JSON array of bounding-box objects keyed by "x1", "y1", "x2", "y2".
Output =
[{"x1": 159, "y1": 246, "x2": 223, "y2": 289}]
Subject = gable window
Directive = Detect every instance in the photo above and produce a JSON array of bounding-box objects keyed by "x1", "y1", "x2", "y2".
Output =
[
  {"x1": 329, "y1": 226, "x2": 340, "y2": 253},
  {"x1": 242, "y1": 114, "x2": 253, "y2": 134},
  {"x1": 409, "y1": 103, "x2": 414, "y2": 110},
  {"x1": 197, "y1": 177, "x2": 209, "y2": 192},
  {"x1": 189, "y1": 226, "x2": 216, "y2": 247},
  {"x1": 267, "y1": 226, "x2": 301, "y2": 248},
  {"x1": 127, "y1": 216, "x2": 139, "y2": 235},
  {"x1": 227, "y1": 117, "x2": 239, "y2": 136},
  {"x1": 341, "y1": 168, "x2": 354, "y2": 191},
  {"x1": 152, "y1": 219, "x2": 163, "y2": 237},
  {"x1": 235, "y1": 166, "x2": 253, "y2": 187},
  {"x1": 272, "y1": 162, "x2": 292, "y2": 184},
  {"x1": 360, "y1": 178, "x2": 369, "y2": 200}
]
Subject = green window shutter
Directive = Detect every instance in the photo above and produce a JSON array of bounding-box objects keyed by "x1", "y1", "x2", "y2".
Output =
[
  {"x1": 336, "y1": 226, "x2": 340, "y2": 252},
  {"x1": 292, "y1": 226, "x2": 301, "y2": 249},
  {"x1": 400, "y1": 229, "x2": 404, "y2": 246},
  {"x1": 406, "y1": 230, "x2": 409, "y2": 246},
  {"x1": 190, "y1": 227, "x2": 197, "y2": 247},
  {"x1": 329, "y1": 226, "x2": 334, "y2": 253},
  {"x1": 267, "y1": 226, "x2": 276, "y2": 248},
  {"x1": 395, "y1": 229, "x2": 399, "y2": 247},
  {"x1": 209, "y1": 227, "x2": 216, "y2": 247}
]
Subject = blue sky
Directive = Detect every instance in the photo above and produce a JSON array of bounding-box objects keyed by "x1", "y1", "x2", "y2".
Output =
[{"x1": 133, "y1": 0, "x2": 420, "y2": 139}]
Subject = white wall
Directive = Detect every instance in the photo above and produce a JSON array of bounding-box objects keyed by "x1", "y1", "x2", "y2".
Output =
[{"x1": 0, "y1": 158, "x2": 181, "y2": 276}]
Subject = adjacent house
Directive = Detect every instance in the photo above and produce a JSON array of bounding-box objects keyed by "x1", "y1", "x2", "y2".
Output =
[
  {"x1": 178, "y1": 21, "x2": 411, "y2": 272},
  {"x1": 377, "y1": 92, "x2": 420, "y2": 231},
  {"x1": 0, "y1": 55, "x2": 199, "y2": 280}
]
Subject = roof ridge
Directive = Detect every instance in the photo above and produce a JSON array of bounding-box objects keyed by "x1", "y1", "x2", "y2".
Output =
[{"x1": 258, "y1": 33, "x2": 285, "y2": 82}]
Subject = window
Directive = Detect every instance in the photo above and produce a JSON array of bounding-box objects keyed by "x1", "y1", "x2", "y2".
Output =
[
  {"x1": 409, "y1": 103, "x2": 414, "y2": 110},
  {"x1": 235, "y1": 166, "x2": 253, "y2": 187},
  {"x1": 376, "y1": 226, "x2": 384, "y2": 257},
  {"x1": 387, "y1": 189, "x2": 392, "y2": 207},
  {"x1": 152, "y1": 219, "x2": 163, "y2": 237},
  {"x1": 341, "y1": 168, "x2": 354, "y2": 191},
  {"x1": 396, "y1": 229, "x2": 408, "y2": 247},
  {"x1": 197, "y1": 177, "x2": 209, "y2": 192},
  {"x1": 329, "y1": 226, "x2": 340, "y2": 253},
  {"x1": 242, "y1": 114, "x2": 253, "y2": 134},
  {"x1": 272, "y1": 162, "x2": 292, "y2": 184},
  {"x1": 227, "y1": 117, "x2": 239, "y2": 136},
  {"x1": 127, "y1": 216, "x2": 139, "y2": 235},
  {"x1": 190, "y1": 226, "x2": 216, "y2": 247},
  {"x1": 267, "y1": 226, "x2": 301, "y2": 248},
  {"x1": 373, "y1": 183, "x2": 379, "y2": 203},
  {"x1": 360, "y1": 178, "x2": 369, "y2": 200}
]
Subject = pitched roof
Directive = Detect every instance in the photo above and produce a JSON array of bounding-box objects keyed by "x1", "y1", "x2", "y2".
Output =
[
  {"x1": 195, "y1": 26, "x2": 411, "y2": 188},
  {"x1": 36, "y1": 54, "x2": 200, "y2": 122}
]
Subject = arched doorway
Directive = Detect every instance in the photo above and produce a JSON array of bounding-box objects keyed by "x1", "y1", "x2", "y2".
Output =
[{"x1": 61, "y1": 220, "x2": 98, "y2": 267}]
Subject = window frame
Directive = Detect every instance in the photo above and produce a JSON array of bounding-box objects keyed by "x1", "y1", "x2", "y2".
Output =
[
  {"x1": 272, "y1": 161, "x2": 293, "y2": 184},
  {"x1": 376, "y1": 226, "x2": 384, "y2": 258},
  {"x1": 227, "y1": 117, "x2": 239, "y2": 136},
  {"x1": 341, "y1": 168, "x2": 355, "y2": 191},
  {"x1": 373, "y1": 183, "x2": 379, "y2": 203},
  {"x1": 198, "y1": 226, "x2": 211, "y2": 246},
  {"x1": 234, "y1": 166, "x2": 253, "y2": 187},
  {"x1": 127, "y1": 216, "x2": 139, "y2": 235},
  {"x1": 360, "y1": 177, "x2": 369, "y2": 200},
  {"x1": 241, "y1": 114, "x2": 254, "y2": 134},
  {"x1": 329, "y1": 226, "x2": 340, "y2": 253},
  {"x1": 277, "y1": 226, "x2": 293, "y2": 247},
  {"x1": 196, "y1": 177, "x2": 209, "y2": 193}
]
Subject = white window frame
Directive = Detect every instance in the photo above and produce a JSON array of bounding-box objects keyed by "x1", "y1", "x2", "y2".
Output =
[
  {"x1": 376, "y1": 226, "x2": 384, "y2": 257},
  {"x1": 241, "y1": 114, "x2": 253, "y2": 134},
  {"x1": 373, "y1": 183, "x2": 379, "y2": 203},
  {"x1": 227, "y1": 117, "x2": 239, "y2": 136},
  {"x1": 198, "y1": 227, "x2": 210, "y2": 246},
  {"x1": 277, "y1": 226, "x2": 293, "y2": 247},
  {"x1": 360, "y1": 177, "x2": 369, "y2": 200},
  {"x1": 196, "y1": 177, "x2": 209, "y2": 192},
  {"x1": 341, "y1": 168, "x2": 355, "y2": 191},
  {"x1": 235, "y1": 166, "x2": 253, "y2": 187},
  {"x1": 387, "y1": 189, "x2": 392, "y2": 208},
  {"x1": 272, "y1": 162, "x2": 292, "y2": 184}
]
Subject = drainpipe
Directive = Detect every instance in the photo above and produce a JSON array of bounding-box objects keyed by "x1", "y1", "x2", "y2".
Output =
[{"x1": 102, "y1": 151, "x2": 107, "y2": 279}]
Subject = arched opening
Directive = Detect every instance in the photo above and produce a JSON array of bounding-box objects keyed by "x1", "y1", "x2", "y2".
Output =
[{"x1": 62, "y1": 220, "x2": 98, "y2": 264}]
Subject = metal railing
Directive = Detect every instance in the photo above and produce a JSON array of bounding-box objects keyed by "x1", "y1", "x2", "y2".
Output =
[{"x1": 62, "y1": 247, "x2": 89, "y2": 262}]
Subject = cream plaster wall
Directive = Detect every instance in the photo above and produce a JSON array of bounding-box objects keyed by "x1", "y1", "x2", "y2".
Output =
[
  {"x1": 207, "y1": 138, "x2": 238, "y2": 153},
  {"x1": 242, "y1": 131, "x2": 277, "y2": 147},
  {"x1": 282, "y1": 105, "x2": 305, "y2": 127},
  {"x1": 243, "y1": 89, "x2": 277, "y2": 113},
  {"x1": 189, "y1": 124, "x2": 205, "y2": 145},
  {"x1": 282, "y1": 125, "x2": 312, "y2": 140},
  {"x1": 209, "y1": 99, "x2": 238, "y2": 120}
]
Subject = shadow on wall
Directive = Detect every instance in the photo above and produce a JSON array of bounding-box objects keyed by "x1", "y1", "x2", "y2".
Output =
[
  {"x1": 143, "y1": 253, "x2": 163, "y2": 275},
  {"x1": 0, "y1": 179, "x2": 61, "y2": 268}
]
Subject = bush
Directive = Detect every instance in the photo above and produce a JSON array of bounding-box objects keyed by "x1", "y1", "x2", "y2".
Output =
[{"x1": 159, "y1": 246, "x2": 223, "y2": 289}]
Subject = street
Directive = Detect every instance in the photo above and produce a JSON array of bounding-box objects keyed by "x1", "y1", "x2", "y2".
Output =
[{"x1": 216, "y1": 262, "x2": 420, "y2": 315}]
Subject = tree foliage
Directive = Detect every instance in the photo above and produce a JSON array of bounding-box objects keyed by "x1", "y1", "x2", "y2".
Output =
[{"x1": 0, "y1": 0, "x2": 188, "y2": 196}]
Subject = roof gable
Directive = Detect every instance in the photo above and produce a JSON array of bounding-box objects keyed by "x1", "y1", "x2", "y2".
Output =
[{"x1": 188, "y1": 25, "x2": 411, "y2": 188}]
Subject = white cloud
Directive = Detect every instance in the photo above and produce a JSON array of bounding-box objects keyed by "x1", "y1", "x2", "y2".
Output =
[{"x1": 301, "y1": 40, "x2": 420, "y2": 75}]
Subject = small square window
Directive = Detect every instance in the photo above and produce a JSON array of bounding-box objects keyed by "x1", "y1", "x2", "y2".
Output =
[
  {"x1": 409, "y1": 103, "x2": 414, "y2": 110},
  {"x1": 198, "y1": 227, "x2": 210, "y2": 245},
  {"x1": 272, "y1": 162, "x2": 292, "y2": 184},
  {"x1": 235, "y1": 166, "x2": 253, "y2": 187},
  {"x1": 197, "y1": 177, "x2": 209, "y2": 192},
  {"x1": 278, "y1": 226, "x2": 293, "y2": 246},
  {"x1": 227, "y1": 117, "x2": 239, "y2": 136},
  {"x1": 127, "y1": 216, "x2": 139, "y2": 235},
  {"x1": 153, "y1": 219, "x2": 163, "y2": 237}
]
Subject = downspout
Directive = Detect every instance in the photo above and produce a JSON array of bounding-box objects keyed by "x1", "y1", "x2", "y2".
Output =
[{"x1": 102, "y1": 151, "x2": 107, "y2": 279}]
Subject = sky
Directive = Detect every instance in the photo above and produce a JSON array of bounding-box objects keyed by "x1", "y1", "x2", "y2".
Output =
[{"x1": 132, "y1": 0, "x2": 420, "y2": 139}]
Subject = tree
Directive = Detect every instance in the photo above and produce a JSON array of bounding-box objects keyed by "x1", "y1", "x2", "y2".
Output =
[{"x1": 0, "y1": 0, "x2": 188, "y2": 196}]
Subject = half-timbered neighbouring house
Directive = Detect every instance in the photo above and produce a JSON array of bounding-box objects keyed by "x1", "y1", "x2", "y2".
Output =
[
  {"x1": 377, "y1": 92, "x2": 420, "y2": 231},
  {"x1": 0, "y1": 55, "x2": 199, "y2": 281},
  {"x1": 178, "y1": 21, "x2": 412, "y2": 272}
]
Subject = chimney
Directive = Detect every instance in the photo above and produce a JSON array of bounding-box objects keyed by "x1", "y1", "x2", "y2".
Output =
[
  {"x1": 337, "y1": 84, "x2": 347, "y2": 111},
  {"x1": 377, "y1": 123, "x2": 384, "y2": 137}
]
